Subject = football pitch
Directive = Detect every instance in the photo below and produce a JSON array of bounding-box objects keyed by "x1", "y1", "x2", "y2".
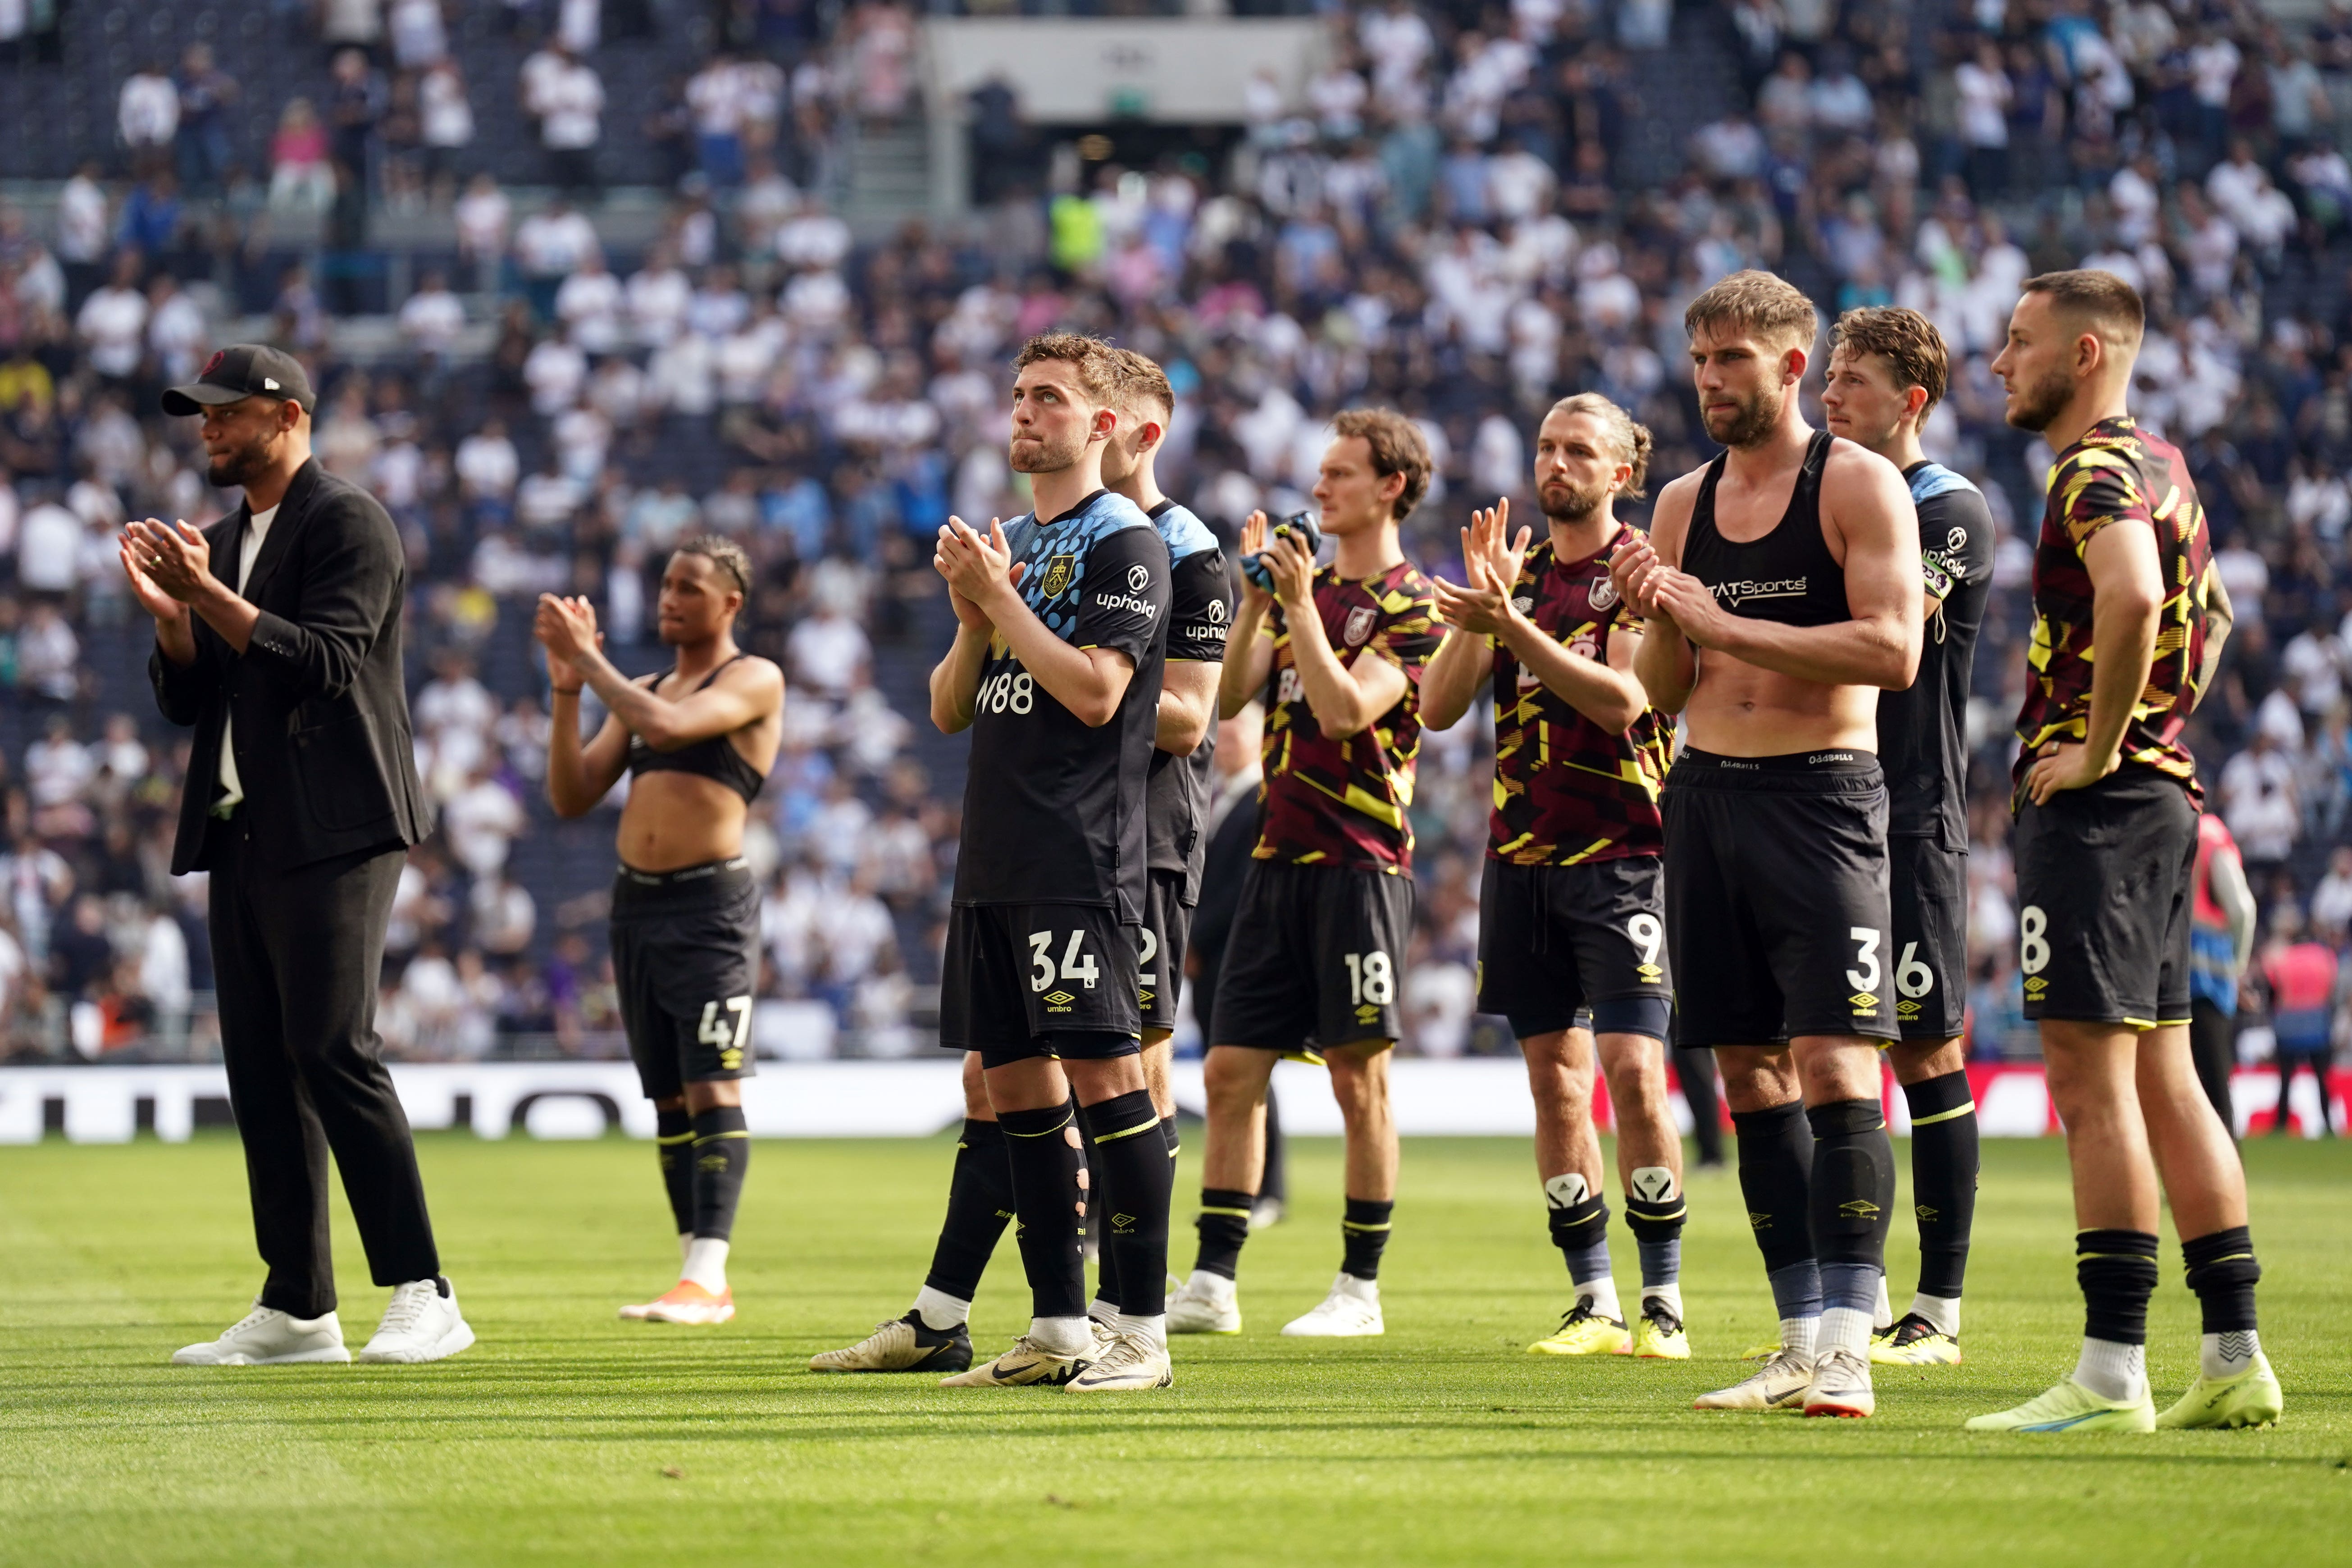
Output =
[{"x1": 2, "y1": 1130, "x2": 2347, "y2": 1567}]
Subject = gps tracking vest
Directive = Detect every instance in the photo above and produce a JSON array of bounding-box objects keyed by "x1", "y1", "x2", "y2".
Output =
[{"x1": 1680, "y1": 428, "x2": 1851, "y2": 628}]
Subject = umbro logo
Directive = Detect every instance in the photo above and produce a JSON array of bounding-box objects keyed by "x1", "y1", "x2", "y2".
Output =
[
  {"x1": 1044, "y1": 990, "x2": 1075, "y2": 1006},
  {"x1": 1747, "y1": 1212, "x2": 1771, "y2": 1230},
  {"x1": 1839, "y1": 1199, "x2": 1882, "y2": 1219},
  {"x1": 1848, "y1": 992, "x2": 1878, "y2": 1009},
  {"x1": 1916, "y1": 1204, "x2": 1940, "y2": 1221}
]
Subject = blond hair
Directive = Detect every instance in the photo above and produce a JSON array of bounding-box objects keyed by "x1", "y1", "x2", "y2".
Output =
[
  {"x1": 1545, "y1": 392, "x2": 1654, "y2": 499},
  {"x1": 1684, "y1": 269, "x2": 1820, "y2": 353}
]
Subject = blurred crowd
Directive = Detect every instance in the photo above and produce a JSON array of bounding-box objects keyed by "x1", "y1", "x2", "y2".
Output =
[{"x1": 1, "y1": 0, "x2": 2350, "y2": 1092}]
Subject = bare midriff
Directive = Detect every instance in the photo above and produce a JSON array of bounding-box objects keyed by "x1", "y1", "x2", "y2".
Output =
[
  {"x1": 1684, "y1": 652, "x2": 1878, "y2": 757},
  {"x1": 615, "y1": 767, "x2": 752, "y2": 871}
]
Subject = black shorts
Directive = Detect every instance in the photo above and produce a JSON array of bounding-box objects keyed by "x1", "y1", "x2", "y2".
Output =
[
  {"x1": 1661, "y1": 748, "x2": 1897, "y2": 1047},
  {"x1": 2013, "y1": 768, "x2": 2197, "y2": 1027},
  {"x1": 1212, "y1": 859, "x2": 1415, "y2": 1053},
  {"x1": 940, "y1": 902, "x2": 1143, "y2": 1067},
  {"x1": 610, "y1": 858, "x2": 762, "y2": 1102},
  {"x1": 1890, "y1": 834, "x2": 1969, "y2": 1040},
  {"x1": 1477, "y1": 855, "x2": 1672, "y2": 1041},
  {"x1": 1139, "y1": 868, "x2": 1192, "y2": 1034}
]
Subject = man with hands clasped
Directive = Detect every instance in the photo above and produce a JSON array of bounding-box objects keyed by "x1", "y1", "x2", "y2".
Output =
[{"x1": 1421, "y1": 393, "x2": 1693, "y2": 1363}]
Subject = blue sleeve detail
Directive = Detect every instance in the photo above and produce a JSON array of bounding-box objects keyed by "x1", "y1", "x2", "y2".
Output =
[
  {"x1": 1907, "y1": 464, "x2": 1980, "y2": 504},
  {"x1": 1153, "y1": 503, "x2": 1220, "y2": 562}
]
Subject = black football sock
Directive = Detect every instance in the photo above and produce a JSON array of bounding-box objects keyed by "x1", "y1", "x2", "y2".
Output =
[
  {"x1": 1732, "y1": 1099, "x2": 1815, "y2": 1276},
  {"x1": 1081, "y1": 1089, "x2": 1174, "y2": 1317},
  {"x1": 1676, "y1": 1045, "x2": 1724, "y2": 1166},
  {"x1": 2074, "y1": 1228, "x2": 2160, "y2": 1399},
  {"x1": 1341, "y1": 1197, "x2": 1394, "y2": 1280},
  {"x1": 1902, "y1": 1070, "x2": 1978, "y2": 1305},
  {"x1": 922, "y1": 1118, "x2": 1015, "y2": 1308},
  {"x1": 2182, "y1": 1225, "x2": 2264, "y2": 1378},
  {"x1": 655, "y1": 1108, "x2": 695, "y2": 1238},
  {"x1": 688, "y1": 1107, "x2": 750, "y2": 1240},
  {"x1": 1623, "y1": 1176, "x2": 1687, "y2": 1297},
  {"x1": 1077, "y1": 1103, "x2": 1119, "y2": 1311},
  {"x1": 1193, "y1": 1187, "x2": 1254, "y2": 1279},
  {"x1": 998, "y1": 1102, "x2": 1088, "y2": 1321},
  {"x1": 1807, "y1": 1098, "x2": 1895, "y2": 1351},
  {"x1": 1161, "y1": 1114, "x2": 1181, "y2": 1158}
]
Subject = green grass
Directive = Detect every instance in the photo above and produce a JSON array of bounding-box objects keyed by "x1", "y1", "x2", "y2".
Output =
[{"x1": 2, "y1": 1131, "x2": 2347, "y2": 1567}]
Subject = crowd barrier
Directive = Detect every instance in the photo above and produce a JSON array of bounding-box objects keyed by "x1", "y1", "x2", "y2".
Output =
[{"x1": 1, "y1": 1059, "x2": 2344, "y2": 1144}]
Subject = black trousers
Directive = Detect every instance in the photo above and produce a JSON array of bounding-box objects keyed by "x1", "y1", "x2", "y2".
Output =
[
  {"x1": 209, "y1": 822, "x2": 438, "y2": 1317},
  {"x1": 2189, "y1": 998, "x2": 2237, "y2": 1139}
]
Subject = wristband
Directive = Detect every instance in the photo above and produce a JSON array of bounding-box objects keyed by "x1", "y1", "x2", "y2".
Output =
[{"x1": 551, "y1": 685, "x2": 583, "y2": 696}]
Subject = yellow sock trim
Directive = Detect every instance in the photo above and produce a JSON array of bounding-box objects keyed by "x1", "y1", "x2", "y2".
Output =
[{"x1": 1909, "y1": 1100, "x2": 1978, "y2": 1127}]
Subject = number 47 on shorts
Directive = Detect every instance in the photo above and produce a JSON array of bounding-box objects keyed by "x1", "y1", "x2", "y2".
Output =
[{"x1": 697, "y1": 996, "x2": 751, "y2": 1071}]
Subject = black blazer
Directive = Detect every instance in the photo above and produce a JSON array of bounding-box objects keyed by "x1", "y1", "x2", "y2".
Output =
[{"x1": 150, "y1": 458, "x2": 432, "y2": 875}]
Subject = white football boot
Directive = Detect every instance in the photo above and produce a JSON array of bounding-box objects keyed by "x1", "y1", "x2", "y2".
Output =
[
  {"x1": 1693, "y1": 1347, "x2": 1815, "y2": 1411},
  {"x1": 1280, "y1": 1273, "x2": 1384, "y2": 1337},
  {"x1": 1165, "y1": 1270, "x2": 1242, "y2": 1334},
  {"x1": 1065, "y1": 1331, "x2": 1175, "y2": 1391},
  {"x1": 358, "y1": 1279, "x2": 476, "y2": 1364},
  {"x1": 172, "y1": 1301, "x2": 351, "y2": 1366}
]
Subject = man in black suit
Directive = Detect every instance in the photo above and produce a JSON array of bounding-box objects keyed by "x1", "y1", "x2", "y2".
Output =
[{"x1": 123, "y1": 345, "x2": 473, "y2": 1367}]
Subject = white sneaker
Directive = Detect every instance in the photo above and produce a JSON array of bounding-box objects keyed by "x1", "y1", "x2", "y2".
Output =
[
  {"x1": 1165, "y1": 1270, "x2": 1242, "y2": 1334},
  {"x1": 1066, "y1": 1331, "x2": 1174, "y2": 1391},
  {"x1": 172, "y1": 1301, "x2": 350, "y2": 1366},
  {"x1": 1693, "y1": 1347, "x2": 1814, "y2": 1411},
  {"x1": 358, "y1": 1280, "x2": 476, "y2": 1364},
  {"x1": 1280, "y1": 1272, "x2": 1384, "y2": 1337}
]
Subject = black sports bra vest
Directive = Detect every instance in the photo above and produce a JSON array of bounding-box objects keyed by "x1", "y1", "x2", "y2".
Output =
[
  {"x1": 1680, "y1": 428, "x2": 1849, "y2": 628},
  {"x1": 625, "y1": 653, "x2": 769, "y2": 803}
]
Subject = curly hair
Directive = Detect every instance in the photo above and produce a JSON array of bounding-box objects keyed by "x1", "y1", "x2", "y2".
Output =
[
  {"x1": 1330, "y1": 407, "x2": 1434, "y2": 520},
  {"x1": 1545, "y1": 392, "x2": 1655, "y2": 500},
  {"x1": 1829, "y1": 306, "x2": 1952, "y2": 423}
]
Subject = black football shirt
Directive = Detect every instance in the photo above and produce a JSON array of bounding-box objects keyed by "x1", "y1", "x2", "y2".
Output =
[
  {"x1": 1881, "y1": 461, "x2": 1996, "y2": 845},
  {"x1": 953, "y1": 488, "x2": 1172, "y2": 921},
  {"x1": 1143, "y1": 500, "x2": 1233, "y2": 905}
]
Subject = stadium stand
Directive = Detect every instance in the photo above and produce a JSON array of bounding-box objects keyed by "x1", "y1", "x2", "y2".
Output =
[{"x1": 1, "y1": 0, "x2": 2349, "y2": 1088}]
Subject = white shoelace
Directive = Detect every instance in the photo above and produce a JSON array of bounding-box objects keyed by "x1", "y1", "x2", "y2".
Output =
[
  {"x1": 378, "y1": 1282, "x2": 437, "y2": 1335},
  {"x1": 1088, "y1": 1332, "x2": 1155, "y2": 1374},
  {"x1": 225, "y1": 1305, "x2": 277, "y2": 1337}
]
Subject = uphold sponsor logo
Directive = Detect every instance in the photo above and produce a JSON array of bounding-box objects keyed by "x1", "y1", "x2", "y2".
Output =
[
  {"x1": 1709, "y1": 577, "x2": 1808, "y2": 607},
  {"x1": 1093, "y1": 591, "x2": 1158, "y2": 616},
  {"x1": 1126, "y1": 563, "x2": 1149, "y2": 592}
]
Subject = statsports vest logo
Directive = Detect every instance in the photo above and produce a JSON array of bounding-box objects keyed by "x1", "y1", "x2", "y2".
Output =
[{"x1": 1708, "y1": 577, "x2": 1808, "y2": 607}]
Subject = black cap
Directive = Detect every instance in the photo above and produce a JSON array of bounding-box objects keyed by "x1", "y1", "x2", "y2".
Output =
[{"x1": 161, "y1": 344, "x2": 315, "y2": 417}]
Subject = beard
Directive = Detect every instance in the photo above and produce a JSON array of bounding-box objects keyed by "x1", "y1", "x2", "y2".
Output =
[
  {"x1": 206, "y1": 429, "x2": 273, "y2": 490},
  {"x1": 1703, "y1": 382, "x2": 1782, "y2": 449},
  {"x1": 2004, "y1": 364, "x2": 2075, "y2": 433},
  {"x1": 1008, "y1": 426, "x2": 1084, "y2": 475},
  {"x1": 1539, "y1": 474, "x2": 1610, "y2": 522}
]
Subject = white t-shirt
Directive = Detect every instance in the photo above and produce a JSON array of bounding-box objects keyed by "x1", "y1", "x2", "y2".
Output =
[{"x1": 215, "y1": 502, "x2": 281, "y2": 809}]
